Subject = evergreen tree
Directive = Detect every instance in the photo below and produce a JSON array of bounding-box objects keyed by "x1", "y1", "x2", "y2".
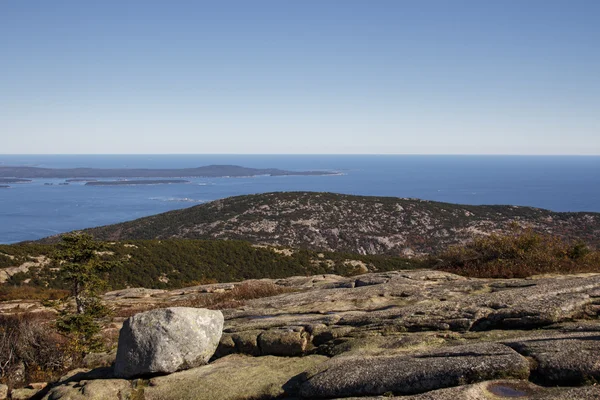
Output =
[{"x1": 53, "y1": 233, "x2": 119, "y2": 353}]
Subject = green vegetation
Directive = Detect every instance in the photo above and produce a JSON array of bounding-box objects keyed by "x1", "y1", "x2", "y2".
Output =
[
  {"x1": 2, "y1": 223, "x2": 600, "y2": 301},
  {"x1": 104, "y1": 240, "x2": 419, "y2": 288},
  {"x1": 53, "y1": 233, "x2": 119, "y2": 354},
  {"x1": 0, "y1": 238, "x2": 421, "y2": 293},
  {"x1": 53, "y1": 233, "x2": 117, "y2": 314},
  {"x1": 431, "y1": 228, "x2": 600, "y2": 278},
  {"x1": 0, "y1": 243, "x2": 53, "y2": 268}
]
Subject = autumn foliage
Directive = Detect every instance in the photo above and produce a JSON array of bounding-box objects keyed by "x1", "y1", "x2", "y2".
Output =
[{"x1": 432, "y1": 228, "x2": 600, "y2": 278}]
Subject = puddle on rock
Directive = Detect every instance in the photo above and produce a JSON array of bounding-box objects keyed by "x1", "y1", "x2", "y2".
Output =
[{"x1": 487, "y1": 383, "x2": 530, "y2": 398}]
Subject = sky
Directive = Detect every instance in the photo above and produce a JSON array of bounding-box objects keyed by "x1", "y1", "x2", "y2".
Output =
[{"x1": 1, "y1": 0, "x2": 599, "y2": 155}]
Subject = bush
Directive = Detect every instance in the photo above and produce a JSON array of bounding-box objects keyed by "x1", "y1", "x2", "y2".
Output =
[
  {"x1": 0, "y1": 285, "x2": 68, "y2": 302},
  {"x1": 431, "y1": 229, "x2": 600, "y2": 278},
  {"x1": 176, "y1": 281, "x2": 295, "y2": 310},
  {"x1": 56, "y1": 309, "x2": 107, "y2": 355},
  {"x1": 0, "y1": 313, "x2": 75, "y2": 388}
]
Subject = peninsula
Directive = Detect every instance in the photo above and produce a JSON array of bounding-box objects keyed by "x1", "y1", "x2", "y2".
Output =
[
  {"x1": 0, "y1": 165, "x2": 336, "y2": 179},
  {"x1": 86, "y1": 180, "x2": 189, "y2": 186}
]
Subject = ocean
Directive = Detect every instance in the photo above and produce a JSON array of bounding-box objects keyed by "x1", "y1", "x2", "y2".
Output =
[{"x1": 0, "y1": 155, "x2": 599, "y2": 244}]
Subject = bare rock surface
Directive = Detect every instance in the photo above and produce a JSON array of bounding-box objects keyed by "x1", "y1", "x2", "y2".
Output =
[
  {"x1": 503, "y1": 332, "x2": 600, "y2": 385},
  {"x1": 41, "y1": 271, "x2": 600, "y2": 399},
  {"x1": 298, "y1": 343, "x2": 529, "y2": 398},
  {"x1": 0, "y1": 256, "x2": 50, "y2": 284},
  {"x1": 343, "y1": 379, "x2": 600, "y2": 399},
  {"x1": 42, "y1": 379, "x2": 134, "y2": 400},
  {"x1": 114, "y1": 307, "x2": 224, "y2": 378},
  {"x1": 11, "y1": 387, "x2": 42, "y2": 400},
  {"x1": 144, "y1": 354, "x2": 328, "y2": 400},
  {"x1": 191, "y1": 271, "x2": 600, "y2": 359}
]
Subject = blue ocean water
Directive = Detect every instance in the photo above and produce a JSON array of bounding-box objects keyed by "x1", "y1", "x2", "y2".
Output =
[{"x1": 0, "y1": 155, "x2": 599, "y2": 244}]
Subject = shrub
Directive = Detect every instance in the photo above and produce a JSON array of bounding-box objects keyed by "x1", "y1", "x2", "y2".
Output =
[
  {"x1": 176, "y1": 281, "x2": 295, "y2": 310},
  {"x1": 0, "y1": 313, "x2": 75, "y2": 388},
  {"x1": 431, "y1": 229, "x2": 600, "y2": 278},
  {"x1": 55, "y1": 308, "x2": 107, "y2": 354},
  {"x1": 0, "y1": 286, "x2": 68, "y2": 302}
]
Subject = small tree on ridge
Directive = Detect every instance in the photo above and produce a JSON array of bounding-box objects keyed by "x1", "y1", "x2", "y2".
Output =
[{"x1": 53, "y1": 233, "x2": 118, "y2": 353}]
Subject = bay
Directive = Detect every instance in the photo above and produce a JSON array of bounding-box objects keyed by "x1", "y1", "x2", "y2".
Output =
[{"x1": 0, "y1": 154, "x2": 599, "y2": 244}]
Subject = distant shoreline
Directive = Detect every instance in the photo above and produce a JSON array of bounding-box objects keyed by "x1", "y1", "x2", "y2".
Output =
[
  {"x1": 0, "y1": 178, "x2": 32, "y2": 183},
  {"x1": 0, "y1": 164, "x2": 337, "y2": 179}
]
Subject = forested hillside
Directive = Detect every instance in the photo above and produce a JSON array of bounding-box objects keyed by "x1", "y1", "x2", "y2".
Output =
[{"x1": 0, "y1": 239, "x2": 418, "y2": 292}]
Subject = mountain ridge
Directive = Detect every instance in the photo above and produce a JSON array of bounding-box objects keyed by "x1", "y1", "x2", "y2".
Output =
[{"x1": 67, "y1": 192, "x2": 600, "y2": 256}]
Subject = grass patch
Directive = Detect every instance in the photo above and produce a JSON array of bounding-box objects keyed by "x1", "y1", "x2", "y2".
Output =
[
  {"x1": 0, "y1": 286, "x2": 69, "y2": 302},
  {"x1": 175, "y1": 281, "x2": 296, "y2": 310},
  {"x1": 113, "y1": 281, "x2": 296, "y2": 319}
]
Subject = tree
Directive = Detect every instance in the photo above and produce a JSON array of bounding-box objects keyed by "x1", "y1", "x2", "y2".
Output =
[{"x1": 53, "y1": 233, "x2": 119, "y2": 353}]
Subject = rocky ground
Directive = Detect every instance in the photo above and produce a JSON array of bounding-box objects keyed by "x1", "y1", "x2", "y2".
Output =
[{"x1": 9, "y1": 270, "x2": 600, "y2": 399}]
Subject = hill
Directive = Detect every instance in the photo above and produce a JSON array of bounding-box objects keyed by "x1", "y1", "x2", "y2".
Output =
[{"x1": 77, "y1": 192, "x2": 600, "y2": 256}]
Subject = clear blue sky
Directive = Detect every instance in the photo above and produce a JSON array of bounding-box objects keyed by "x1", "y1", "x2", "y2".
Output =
[{"x1": 1, "y1": 0, "x2": 598, "y2": 154}]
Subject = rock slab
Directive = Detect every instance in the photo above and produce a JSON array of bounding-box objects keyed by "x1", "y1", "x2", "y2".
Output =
[
  {"x1": 504, "y1": 333, "x2": 600, "y2": 385},
  {"x1": 299, "y1": 343, "x2": 530, "y2": 398},
  {"x1": 144, "y1": 354, "x2": 328, "y2": 400},
  {"x1": 114, "y1": 307, "x2": 224, "y2": 378},
  {"x1": 42, "y1": 379, "x2": 133, "y2": 400},
  {"x1": 345, "y1": 380, "x2": 600, "y2": 400}
]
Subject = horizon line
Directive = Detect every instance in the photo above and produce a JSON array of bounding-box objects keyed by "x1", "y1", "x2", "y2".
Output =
[{"x1": 1, "y1": 153, "x2": 600, "y2": 157}]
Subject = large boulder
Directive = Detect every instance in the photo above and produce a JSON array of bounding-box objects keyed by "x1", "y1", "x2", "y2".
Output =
[{"x1": 114, "y1": 307, "x2": 224, "y2": 378}]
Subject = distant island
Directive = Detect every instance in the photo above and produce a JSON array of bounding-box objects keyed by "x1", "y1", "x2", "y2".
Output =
[
  {"x1": 0, "y1": 165, "x2": 337, "y2": 179},
  {"x1": 65, "y1": 178, "x2": 99, "y2": 182},
  {"x1": 0, "y1": 185, "x2": 9, "y2": 189},
  {"x1": 0, "y1": 178, "x2": 32, "y2": 183},
  {"x1": 86, "y1": 180, "x2": 189, "y2": 186}
]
